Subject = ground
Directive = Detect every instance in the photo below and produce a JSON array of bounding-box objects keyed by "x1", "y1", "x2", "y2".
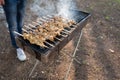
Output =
[{"x1": 0, "y1": 0, "x2": 120, "y2": 80}]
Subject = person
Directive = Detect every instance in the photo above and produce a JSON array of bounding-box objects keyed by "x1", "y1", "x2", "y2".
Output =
[{"x1": 0, "y1": 0, "x2": 27, "y2": 61}]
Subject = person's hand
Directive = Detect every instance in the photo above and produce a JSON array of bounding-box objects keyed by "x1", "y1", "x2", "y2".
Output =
[{"x1": 0, "y1": 0, "x2": 4, "y2": 5}]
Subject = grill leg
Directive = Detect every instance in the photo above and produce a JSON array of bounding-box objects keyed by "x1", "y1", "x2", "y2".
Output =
[
  {"x1": 29, "y1": 59, "x2": 39, "y2": 77},
  {"x1": 40, "y1": 47, "x2": 59, "y2": 63},
  {"x1": 64, "y1": 30, "x2": 83, "y2": 80},
  {"x1": 41, "y1": 53, "x2": 50, "y2": 63}
]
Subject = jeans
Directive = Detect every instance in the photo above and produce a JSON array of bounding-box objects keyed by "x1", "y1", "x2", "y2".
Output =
[{"x1": 3, "y1": 0, "x2": 26, "y2": 48}]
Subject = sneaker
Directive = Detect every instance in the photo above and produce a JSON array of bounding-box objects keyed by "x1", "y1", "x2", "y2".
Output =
[{"x1": 16, "y1": 48, "x2": 26, "y2": 61}]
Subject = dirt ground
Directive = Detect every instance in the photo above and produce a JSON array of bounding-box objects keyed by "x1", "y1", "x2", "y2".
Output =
[{"x1": 0, "y1": 0, "x2": 120, "y2": 80}]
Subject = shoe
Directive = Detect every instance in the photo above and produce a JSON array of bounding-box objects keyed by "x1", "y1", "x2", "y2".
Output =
[{"x1": 16, "y1": 48, "x2": 26, "y2": 61}]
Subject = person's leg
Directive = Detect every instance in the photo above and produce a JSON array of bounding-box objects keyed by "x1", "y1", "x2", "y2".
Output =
[
  {"x1": 17, "y1": 0, "x2": 27, "y2": 34},
  {"x1": 3, "y1": 0, "x2": 26, "y2": 61},
  {"x1": 3, "y1": 0, "x2": 18, "y2": 48}
]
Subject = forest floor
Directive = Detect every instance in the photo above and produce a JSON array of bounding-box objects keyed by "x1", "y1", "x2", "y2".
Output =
[{"x1": 0, "y1": 0, "x2": 120, "y2": 80}]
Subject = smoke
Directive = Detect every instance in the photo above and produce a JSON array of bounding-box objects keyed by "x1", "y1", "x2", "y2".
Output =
[
  {"x1": 57, "y1": 0, "x2": 75, "y2": 18},
  {"x1": 28, "y1": 0, "x2": 77, "y2": 18},
  {"x1": 29, "y1": 0, "x2": 57, "y2": 17},
  {"x1": 57, "y1": 0, "x2": 77, "y2": 19}
]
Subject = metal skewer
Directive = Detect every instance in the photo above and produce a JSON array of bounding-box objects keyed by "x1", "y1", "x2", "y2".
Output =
[
  {"x1": 14, "y1": 31, "x2": 23, "y2": 37},
  {"x1": 28, "y1": 24, "x2": 36, "y2": 28},
  {"x1": 60, "y1": 34, "x2": 67, "y2": 37},
  {"x1": 46, "y1": 15, "x2": 53, "y2": 18},
  {"x1": 42, "y1": 16, "x2": 50, "y2": 20},
  {"x1": 32, "y1": 21, "x2": 40, "y2": 26},
  {"x1": 22, "y1": 28, "x2": 28, "y2": 33},
  {"x1": 61, "y1": 31, "x2": 69, "y2": 35},
  {"x1": 55, "y1": 37, "x2": 62, "y2": 41},
  {"x1": 38, "y1": 18, "x2": 46, "y2": 22},
  {"x1": 63, "y1": 29, "x2": 71, "y2": 33},
  {"x1": 36, "y1": 20, "x2": 43, "y2": 24},
  {"x1": 24, "y1": 25, "x2": 33, "y2": 31},
  {"x1": 44, "y1": 41, "x2": 55, "y2": 47}
]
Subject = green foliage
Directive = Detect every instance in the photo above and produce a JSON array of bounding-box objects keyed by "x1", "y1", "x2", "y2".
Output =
[
  {"x1": 115, "y1": 0, "x2": 120, "y2": 3},
  {"x1": 105, "y1": 16, "x2": 110, "y2": 20}
]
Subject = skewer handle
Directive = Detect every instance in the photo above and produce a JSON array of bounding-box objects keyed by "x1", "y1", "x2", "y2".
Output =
[
  {"x1": 29, "y1": 24, "x2": 36, "y2": 28},
  {"x1": 55, "y1": 37, "x2": 62, "y2": 41},
  {"x1": 32, "y1": 21, "x2": 39, "y2": 25},
  {"x1": 22, "y1": 28, "x2": 28, "y2": 33},
  {"x1": 45, "y1": 41, "x2": 55, "y2": 47},
  {"x1": 14, "y1": 31, "x2": 23, "y2": 37}
]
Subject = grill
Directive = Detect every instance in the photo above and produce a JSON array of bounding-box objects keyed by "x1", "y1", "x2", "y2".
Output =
[{"x1": 15, "y1": 10, "x2": 91, "y2": 62}]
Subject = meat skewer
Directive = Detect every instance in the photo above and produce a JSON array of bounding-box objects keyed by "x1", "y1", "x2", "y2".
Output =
[
  {"x1": 24, "y1": 25, "x2": 63, "y2": 38},
  {"x1": 38, "y1": 17, "x2": 72, "y2": 33},
  {"x1": 21, "y1": 16, "x2": 76, "y2": 47},
  {"x1": 24, "y1": 24, "x2": 68, "y2": 38},
  {"x1": 23, "y1": 26, "x2": 64, "y2": 45},
  {"x1": 14, "y1": 31, "x2": 55, "y2": 48}
]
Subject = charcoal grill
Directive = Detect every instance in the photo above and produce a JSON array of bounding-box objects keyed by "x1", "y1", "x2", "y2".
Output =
[{"x1": 16, "y1": 10, "x2": 91, "y2": 62}]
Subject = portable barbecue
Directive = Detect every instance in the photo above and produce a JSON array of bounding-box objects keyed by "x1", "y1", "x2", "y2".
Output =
[{"x1": 15, "y1": 10, "x2": 91, "y2": 62}]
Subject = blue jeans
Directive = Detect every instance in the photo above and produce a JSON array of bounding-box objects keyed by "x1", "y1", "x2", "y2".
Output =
[{"x1": 3, "y1": 0, "x2": 26, "y2": 48}]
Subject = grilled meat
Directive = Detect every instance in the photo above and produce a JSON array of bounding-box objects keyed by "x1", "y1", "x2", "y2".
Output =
[{"x1": 23, "y1": 16, "x2": 76, "y2": 47}]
